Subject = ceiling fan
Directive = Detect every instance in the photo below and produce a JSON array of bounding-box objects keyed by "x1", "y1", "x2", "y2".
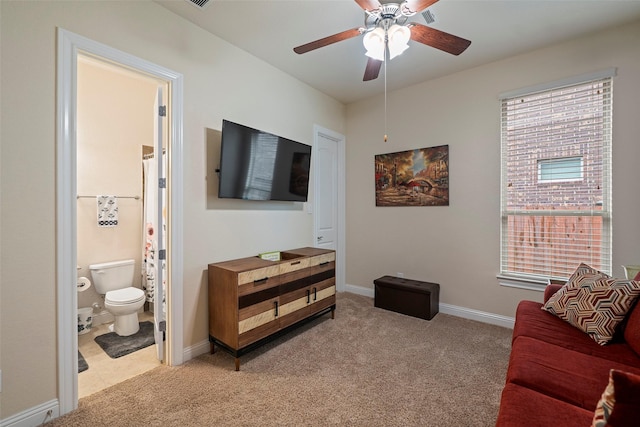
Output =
[{"x1": 293, "y1": 0, "x2": 471, "y2": 81}]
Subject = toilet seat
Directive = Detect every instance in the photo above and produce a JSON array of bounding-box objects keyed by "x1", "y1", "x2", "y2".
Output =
[{"x1": 105, "y1": 287, "x2": 145, "y2": 305}]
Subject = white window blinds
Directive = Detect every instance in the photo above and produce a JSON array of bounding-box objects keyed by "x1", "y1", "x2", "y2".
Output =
[{"x1": 500, "y1": 74, "x2": 613, "y2": 280}]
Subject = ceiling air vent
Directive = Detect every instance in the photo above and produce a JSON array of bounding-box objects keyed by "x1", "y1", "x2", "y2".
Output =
[
  {"x1": 421, "y1": 10, "x2": 436, "y2": 24},
  {"x1": 185, "y1": 0, "x2": 212, "y2": 10}
]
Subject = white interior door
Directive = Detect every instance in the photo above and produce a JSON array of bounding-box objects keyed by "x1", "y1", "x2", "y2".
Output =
[
  {"x1": 314, "y1": 133, "x2": 338, "y2": 251},
  {"x1": 153, "y1": 87, "x2": 166, "y2": 362},
  {"x1": 313, "y1": 125, "x2": 345, "y2": 292}
]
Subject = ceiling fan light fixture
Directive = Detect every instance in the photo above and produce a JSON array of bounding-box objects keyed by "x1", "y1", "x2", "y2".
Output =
[
  {"x1": 363, "y1": 27, "x2": 386, "y2": 61},
  {"x1": 388, "y1": 40, "x2": 409, "y2": 60},
  {"x1": 387, "y1": 24, "x2": 410, "y2": 59}
]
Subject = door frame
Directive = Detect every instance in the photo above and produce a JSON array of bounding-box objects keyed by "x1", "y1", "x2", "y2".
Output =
[
  {"x1": 312, "y1": 125, "x2": 345, "y2": 292},
  {"x1": 56, "y1": 28, "x2": 184, "y2": 415}
]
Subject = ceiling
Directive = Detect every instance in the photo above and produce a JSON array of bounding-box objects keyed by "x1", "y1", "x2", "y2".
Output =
[{"x1": 155, "y1": 0, "x2": 640, "y2": 104}]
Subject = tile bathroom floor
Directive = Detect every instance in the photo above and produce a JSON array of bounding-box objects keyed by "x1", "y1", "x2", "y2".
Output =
[{"x1": 78, "y1": 311, "x2": 162, "y2": 398}]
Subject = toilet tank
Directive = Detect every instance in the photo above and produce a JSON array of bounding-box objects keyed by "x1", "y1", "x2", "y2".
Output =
[{"x1": 89, "y1": 259, "x2": 135, "y2": 294}]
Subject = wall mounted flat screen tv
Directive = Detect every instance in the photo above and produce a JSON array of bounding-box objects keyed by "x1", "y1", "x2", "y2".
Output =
[{"x1": 218, "y1": 119, "x2": 312, "y2": 202}]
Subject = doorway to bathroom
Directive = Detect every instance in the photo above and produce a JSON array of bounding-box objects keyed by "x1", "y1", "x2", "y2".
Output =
[
  {"x1": 75, "y1": 54, "x2": 165, "y2": 398},
  {"x1": 57, "y1": 29, "x2": 184, "y2": 415}
]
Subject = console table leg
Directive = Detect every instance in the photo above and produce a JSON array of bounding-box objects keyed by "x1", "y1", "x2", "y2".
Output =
[
  {"x1": 331, "y1": 310, "x2": 335, "y2": 320},
  {"x1": 235, "y1": 358, "x2": 240, "y2": 371},
  {"x1": 210, "y1": 342, "x2": 215, "y2": 354}
]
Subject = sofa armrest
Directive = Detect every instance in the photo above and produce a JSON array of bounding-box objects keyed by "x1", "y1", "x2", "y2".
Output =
[{"x1": 544, "y1": 279, "x2": 566, "y2": 303}]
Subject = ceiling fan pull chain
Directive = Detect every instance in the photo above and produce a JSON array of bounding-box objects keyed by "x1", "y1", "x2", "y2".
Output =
[{"x1": 384, "y1": 38, "x2": 388, "y2": 142}]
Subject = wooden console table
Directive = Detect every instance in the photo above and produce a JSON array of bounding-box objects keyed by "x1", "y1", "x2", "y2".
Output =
[{"x1": 208, "y1": 247, "x2": 336, "y2": 370}]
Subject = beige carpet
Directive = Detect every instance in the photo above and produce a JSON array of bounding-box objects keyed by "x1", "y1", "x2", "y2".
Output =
[{"x1": 49, "y1": 292, "x2": 512, "y2": 426}]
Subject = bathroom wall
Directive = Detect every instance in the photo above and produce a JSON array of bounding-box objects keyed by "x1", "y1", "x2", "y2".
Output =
[{"x1": 76, "y1": 56, "x2": 160, "y2": 314}]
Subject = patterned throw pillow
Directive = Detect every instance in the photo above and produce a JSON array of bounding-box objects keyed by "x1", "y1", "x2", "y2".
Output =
[
  {"x1": 542, "y1": 263, "x2": 640, "y2": 345},
  {"x1": 543, "y1": 263, "x2": 610, "y2": 315},
  {"x1": 592, "y1": 369, "x2": 640, "y2": 427},
  {"x1": 592, "y1": 370, "x2": 616, "y2": 427}
]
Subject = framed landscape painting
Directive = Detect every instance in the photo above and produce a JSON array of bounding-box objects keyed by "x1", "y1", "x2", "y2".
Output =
[{"x1": 375, "y1": 145, "x2": 449, "y2": 207}]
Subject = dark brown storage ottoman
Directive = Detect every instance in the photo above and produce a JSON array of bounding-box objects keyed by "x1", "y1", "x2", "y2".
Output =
[{"x1": 374, "y1": 276, "x2": 439, "y2": 320}]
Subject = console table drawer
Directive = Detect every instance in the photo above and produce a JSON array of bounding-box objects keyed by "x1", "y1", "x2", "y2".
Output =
[
  {"x1": 279, "y1": 257, "x2": 311, "y2": 274},
  {"x1": 312, "y1": 252, "x2": 335, "y2": 266},
  {"x1": 237, "y1": 264, "x2": 280, "y2": 286},
  {"x1": 279, "y1": 252, "x2": 335, "y2": 274},
  {"x1": 238, "y1": 275, "x2": 280, "y2": 298}
]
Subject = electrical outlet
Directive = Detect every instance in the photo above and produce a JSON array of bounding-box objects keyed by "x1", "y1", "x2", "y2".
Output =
[{"x1": 396, "y1": 272, "x2": 404, "y2": 278}]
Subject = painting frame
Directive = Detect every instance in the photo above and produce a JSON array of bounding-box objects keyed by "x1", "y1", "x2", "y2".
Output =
[{"x1": 375, "y1": 145, "x2": 449, "y2": 207}]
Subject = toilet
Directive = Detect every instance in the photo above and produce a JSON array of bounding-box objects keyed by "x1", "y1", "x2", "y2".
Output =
[{"x1": 89, "y1": 259, "x2": 145, "y2": 337}]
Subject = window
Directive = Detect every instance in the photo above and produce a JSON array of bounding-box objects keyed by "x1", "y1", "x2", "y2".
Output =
[
  {"x1": 537, "y1": 157, "x2": 583, "y2": 183},
  {"x1": 500, "y1": 71, "x2": 613, "y2": 284}
]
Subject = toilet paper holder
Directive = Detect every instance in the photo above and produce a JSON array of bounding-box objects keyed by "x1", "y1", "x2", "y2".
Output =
[{"x1": 77, "y1": 276, "x2": 92, "y2": 292}]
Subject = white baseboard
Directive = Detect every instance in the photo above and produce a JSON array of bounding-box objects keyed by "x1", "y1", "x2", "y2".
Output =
[
  {"x1": 0, "y1": 399, "x2": 58, "y2": 427},
  {"x1": 343, "y1": 284, "x2": 515, "y2": 329},
  {"x1": 344, "y1": 283, "x2": 374, "y2": 298},
  {"x1": 439, "y1": 303, "x2": 514, "y2": 329},
  {"x1": 182, "y1": 339, "x2": 210, "y2": 362}
]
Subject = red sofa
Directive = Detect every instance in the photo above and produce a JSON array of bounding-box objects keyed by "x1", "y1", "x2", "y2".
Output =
[{"x1": 496, "y1": 282, "x2": 640, "y2": 426}]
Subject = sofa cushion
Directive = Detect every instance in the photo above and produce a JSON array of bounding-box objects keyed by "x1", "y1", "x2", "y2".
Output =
[
  {"x1": 542, "y1": 263, "x2": 640, "y2": 345},
  {"x1": 623, "y1": 301, "x2": 640, "y2": 357},
  {"x1": 496, "y1": 382, "x2": 593, "y2": 427},
  {"x1": 513, "y1": 301, "x2": 640, "y2": 366},
  {"x1": 592, "y1": 369, "x2": 640, "y2": 427},
  {"x1": 622, "y1": 271, "x2": 640, "y2": 357},
  {"x1": 544, "y1": 283, "x2": 564, "y2": 303},
  {"x1": 506, "y1": 336, "x2": 640, "y2": 411}
]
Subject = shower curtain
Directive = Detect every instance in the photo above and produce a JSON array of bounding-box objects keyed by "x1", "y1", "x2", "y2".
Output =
[{"x1": 143, "y1": 154, "x2": 166, "y2": 312}]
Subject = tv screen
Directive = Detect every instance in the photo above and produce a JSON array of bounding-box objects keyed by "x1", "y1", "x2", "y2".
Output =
[{"x1": 218, "y1": 120, "x2": 312, "y2": 202}]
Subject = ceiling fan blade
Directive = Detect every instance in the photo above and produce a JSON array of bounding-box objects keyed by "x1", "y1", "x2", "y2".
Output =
[
  {"x1": 363, "y1": 58, "x2": 382, "y2": 81},
  {"x1": 408, "y1": 23, "x2": 471, "y2": 55},
  {"x1": 403, "y1": 0, "x2": 440, "y2": 14},
  {"x1": 354, "y1": 0, "x2": 382, "y2": 12},
  {"x1": 293, "y1": 28, "x2": 363, "y2": 54}
]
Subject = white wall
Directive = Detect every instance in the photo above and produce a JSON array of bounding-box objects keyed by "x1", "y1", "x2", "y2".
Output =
[
  {"x1": 0, "y1": 0, "x2": 344, "y2": 419},
  {"x1": 345, "y1": 20, "x2": 640, "y2": 317}
]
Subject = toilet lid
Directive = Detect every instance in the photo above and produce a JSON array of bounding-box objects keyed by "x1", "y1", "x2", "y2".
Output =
[{"x1": 105, "y1": 287, "x2": 145, "y2": 304}]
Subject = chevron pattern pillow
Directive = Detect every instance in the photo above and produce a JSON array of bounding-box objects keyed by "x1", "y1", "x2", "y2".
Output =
[
  {"x1": 592, "y1": 369, "x2": 640, "y2": 427},
  {"x1": 542, "y1": 263, "x2": 640, "y2": 345},
  {"x1": 543, "y1": 263, "x2": 610, "y2": 316}
]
